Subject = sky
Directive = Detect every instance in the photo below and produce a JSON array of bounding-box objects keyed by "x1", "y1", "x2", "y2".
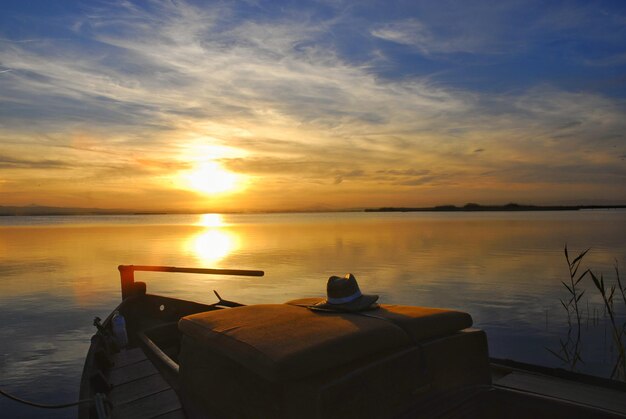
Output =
[{"x1": 1, "y1": 0, "x2": 625, "y2": 212}]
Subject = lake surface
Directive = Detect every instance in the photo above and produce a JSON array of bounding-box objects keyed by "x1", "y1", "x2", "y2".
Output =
[{"x1": 1, "y1": 210, "x2": 625, "y2": 417}]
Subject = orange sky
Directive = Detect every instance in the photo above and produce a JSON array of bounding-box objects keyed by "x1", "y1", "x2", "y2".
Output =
[{"x1": 1, "y1": 1, "x2": 625, "y2": 212}]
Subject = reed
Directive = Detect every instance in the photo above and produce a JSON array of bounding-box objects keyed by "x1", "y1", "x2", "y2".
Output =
[
  {"x1": 589, "y1": 263, "x2": 626, "y2": 380},
  {"x1": 548, "y1": 246, "x2": 626, "y2": 381},
  {"x1": 546, "y1": 246, "x2": 589, "y2": 370}
]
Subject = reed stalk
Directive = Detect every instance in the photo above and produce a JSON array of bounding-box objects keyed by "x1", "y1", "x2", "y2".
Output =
[
  {"x1": 547, "y1": 246, "x2": 589, "y2": 369},
  {"x1": 549, "y1": 246, "x2": 626, "y2": 381},
  {"x1": 589, "y1": 265, "x2": 626, "y2": 381},
  {"x1": 566, "y1": 246, "x2": 589, "y2": 368}
]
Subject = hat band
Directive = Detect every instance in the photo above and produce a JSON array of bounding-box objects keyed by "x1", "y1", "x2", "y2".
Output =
[{"x1": 327, "y1": 290, "x2": 362, "y2": 304}]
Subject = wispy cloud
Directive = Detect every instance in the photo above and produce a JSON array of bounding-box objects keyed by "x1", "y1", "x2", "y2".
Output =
[
  {"x1": 371, "y1": 18, "x2": 488, "y2": 55},
  {"x1": 0, "y1": 154, "x2": 69, "y2": 169}
]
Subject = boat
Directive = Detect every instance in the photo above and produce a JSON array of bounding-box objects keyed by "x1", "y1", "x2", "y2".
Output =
[{"x1": 79, "y1": 265, "x2": 626, "y2": 419}]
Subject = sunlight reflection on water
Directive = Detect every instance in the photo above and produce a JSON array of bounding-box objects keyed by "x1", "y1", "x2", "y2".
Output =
[{"x1": 187, "y1": 229, "x2": 239, "y2": 264}]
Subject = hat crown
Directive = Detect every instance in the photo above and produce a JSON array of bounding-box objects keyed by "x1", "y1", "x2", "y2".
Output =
[
  {"x1": 312, "y1": 273, "x2": 379, "y2": 311},
  {"x1": 327, "y1": 273, "x2": 361, "y2": 302}
]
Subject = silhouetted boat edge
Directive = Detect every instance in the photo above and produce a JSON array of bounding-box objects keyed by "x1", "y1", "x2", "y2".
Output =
[{"x1": 79, "y1": 265, "x2": 626, "y2": 418}]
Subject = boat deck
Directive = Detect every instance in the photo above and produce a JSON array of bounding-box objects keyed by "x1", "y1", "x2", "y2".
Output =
[
  {"x1": 107, "y1": 347, "x2": 184, "y2": 419},
  {"x1": 102, "y1": 346, "x2": 626, "y2": 419},
  {"x1": 494, "y1": 370, "x2": 626, "y2": 416}
]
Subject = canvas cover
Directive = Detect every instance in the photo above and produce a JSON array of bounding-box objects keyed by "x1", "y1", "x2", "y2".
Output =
[{"x1": 177, "y1": 302, "x2": 488, "y2": 419}]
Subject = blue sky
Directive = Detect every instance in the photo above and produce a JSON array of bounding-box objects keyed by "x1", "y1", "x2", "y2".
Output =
[{"x1": 1, "y1": 0, "x2": 625, "y2": 211}]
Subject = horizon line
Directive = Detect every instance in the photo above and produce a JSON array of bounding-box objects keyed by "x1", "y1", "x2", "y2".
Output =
[{"x1": 2, "y1": 202, "x2": 626, "y2": 217}]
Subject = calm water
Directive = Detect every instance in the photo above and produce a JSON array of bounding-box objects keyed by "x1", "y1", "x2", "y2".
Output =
[{"x1": 1, "y1": 211, "x2": 625, "y2": 417}]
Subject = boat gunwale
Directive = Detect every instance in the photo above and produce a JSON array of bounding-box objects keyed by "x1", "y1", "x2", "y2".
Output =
[{"x1": 491, "y1": 357, "x2": 626, "y2": 392}]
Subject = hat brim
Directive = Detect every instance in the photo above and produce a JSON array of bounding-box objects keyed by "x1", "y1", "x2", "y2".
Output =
[{"x1": 310, "y1": 294, "x2": 379, "y2": 312}]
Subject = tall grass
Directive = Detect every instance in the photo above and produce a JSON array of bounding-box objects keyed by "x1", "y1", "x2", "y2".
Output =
[
  {"x1": 589, "y1": 264, "x2": 626, "y2": 380},
  {"x1": 547, "y1": 246, "x2": 588, "y2": 369},
  {"x1": 548, "y1": 246, "x2": 626, "y2": 381}
]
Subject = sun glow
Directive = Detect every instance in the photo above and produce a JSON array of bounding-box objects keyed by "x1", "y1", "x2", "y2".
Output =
[
  {"x1": 184, "y1": 162, "x2": 239, "y2": 195},
  {"x1": 187, "y1": 229, "x2": 238, "y2": 264},
  {"x1": 197, "y1": 213, "x2": 225, "y2": 227},
  {"x1": 186, "y1": 214, "x2": 237, "y2": 264}
]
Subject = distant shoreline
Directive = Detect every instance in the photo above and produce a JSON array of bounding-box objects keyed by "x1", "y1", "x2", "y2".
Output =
[
  {"x1": 365, "y1": 203, "x2": 626, "y2": 212},
  {"x1": 1, "y1": 203, "x2": 626, "y2": 217}
]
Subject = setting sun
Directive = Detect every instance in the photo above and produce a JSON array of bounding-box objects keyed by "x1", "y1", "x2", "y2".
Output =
[{"x1": 184, "y1": 162, "x2": 239, "y2": 195}]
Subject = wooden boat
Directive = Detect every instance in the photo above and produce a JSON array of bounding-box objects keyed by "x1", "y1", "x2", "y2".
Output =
[{"x1": 79, "y1": 265, "x2": 626, "y2": 419}]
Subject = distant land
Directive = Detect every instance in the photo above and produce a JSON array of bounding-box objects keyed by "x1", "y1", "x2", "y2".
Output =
[
  {"x1": 1, "y1": 203, "x2": 626, "y2": 216},
  {"x1": 365, "y1": 203, "x2": 626, "y2": 212}
]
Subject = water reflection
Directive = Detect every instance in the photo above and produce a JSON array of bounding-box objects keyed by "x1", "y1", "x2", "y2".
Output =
[
  {"x1": 1, "y1": 211, "x2": 626, "y2": 418},
  {"x1": 197, "y1": 213, "x2": 225, "y2": 228},
  {"x1": 181, "y1": 213, "x2": 239, "y2": 265},
  {"x1": 187, "y1": 229, "x2": 238, "y2": 264}
]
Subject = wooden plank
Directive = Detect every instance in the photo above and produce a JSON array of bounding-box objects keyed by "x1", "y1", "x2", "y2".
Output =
[
  {"x1": 109, "y1": 359, "x2": 158, "y2": 386},
  {"x1": 496, "y1": 371, "x2": 626, "y2": 414},
  {"x1": 109, "y1": 373, "x2": 172, "y2": 405},
  {"x1": 111, "y1": 388, "x2": 182, "y2": 419},
  {"x1": 111, "y1": 347, "x2": 147, "y2": 369}
]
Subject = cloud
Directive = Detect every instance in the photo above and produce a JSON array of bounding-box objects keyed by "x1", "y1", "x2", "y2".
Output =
[
  {"x1": 1, "y1": 1, "x2": 470, "y2": 138},
  {"x1": 371, "y1": 19, "x2": 432, "y2": 47},
  {"x1": 368, "y1": 0, "x2": 535, "y2": 56},
  {"x1": 369, "y1": 1, "x2": 626, "y2": 65},
  {"x1": 0, "y1": 154, "x2": 70, "y2": 169},
  {"x1": 489, "y1": 161, "x2": 626, "y2": 185},
  {"x1": 333, "y1": 169, "x2": 364, "y2": 184},
  {"x1": 370, "y1": 18, "x2": 489, "y2": 55},
  {"x1": 1, "y1": 0, "x2": 625, "y2": 209},
  {"x1": 377, "y1": 169, "x2": 431, "y2": 176},
  {"x1": 373, "y1": 168, "x2": 458, "y2": 187}
]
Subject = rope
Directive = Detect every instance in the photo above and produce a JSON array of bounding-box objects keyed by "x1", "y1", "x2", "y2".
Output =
[{"x1": 0, "y1": 387, "x2": 94, "y2": 409}]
